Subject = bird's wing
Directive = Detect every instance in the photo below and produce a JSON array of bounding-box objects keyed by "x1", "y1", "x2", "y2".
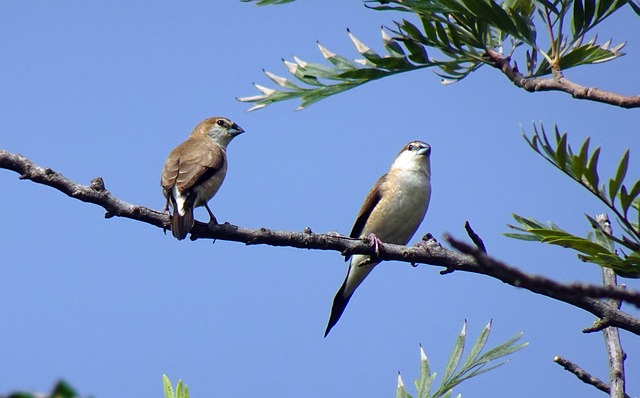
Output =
[
  {"x1": 344, "y1": 174, "x2": 386, "y2": 262},
  {"x1": 349, "y1": 174, "x2": 386, "y2": 239},
  {"x1": 169, "y1": 140, "x2": 226, "y2": 194}
]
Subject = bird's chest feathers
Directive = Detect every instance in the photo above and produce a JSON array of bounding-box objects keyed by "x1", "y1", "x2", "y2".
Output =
[{"x1": 366, "y1": 171, "x2": 430, "y2": 243}]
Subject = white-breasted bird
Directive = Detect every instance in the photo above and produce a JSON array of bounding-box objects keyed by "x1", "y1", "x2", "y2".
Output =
[
  {"x1": 161, "y1": 117, "x2": 244, "y2": 240},
  {"x1": 325, "y1": 141, "x2": 432, "y2": 336}
]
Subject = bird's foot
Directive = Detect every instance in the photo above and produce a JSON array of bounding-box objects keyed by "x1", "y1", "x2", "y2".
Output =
[
  {"x1": 208, "y1": 215, "x2": 219, "y2": 227},
  {"x1": 366, "y1": 232, "x2": 382, "y2": 258}
]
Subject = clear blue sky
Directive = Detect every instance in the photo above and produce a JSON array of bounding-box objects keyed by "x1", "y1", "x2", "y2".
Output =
[{"x1": 1, "y1": 2, "x2": 639, "y2": 397}]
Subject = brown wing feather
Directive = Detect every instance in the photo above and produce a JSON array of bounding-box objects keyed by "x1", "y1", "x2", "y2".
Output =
[
  {"x1": 349, "y1": 174, "x2": 386, "y2": 239},
  {"x1": 344, "y1": 175, "x2": 385, "y2": 262},
  {"x1": 168, "y1": 139, "x2": 225, "y2": 194}
]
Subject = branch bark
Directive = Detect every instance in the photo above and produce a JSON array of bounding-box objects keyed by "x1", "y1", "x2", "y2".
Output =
[
  {"x1": 3, "y1": 149, "x2": 640, "y2": 335},
  {"x1": 597, "y1": 214, "x2": 627, "y2": 398},
  {"x1": 485, "y1": 49, "x2": 640, "y2": 109},
  {"x1": 554, "y1": 356, "x2": 632, "y2": 398}
]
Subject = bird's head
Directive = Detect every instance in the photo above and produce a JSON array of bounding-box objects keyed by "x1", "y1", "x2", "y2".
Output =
[
  {"x1": 391, "y1": 141, "x2": 431, "y2": 173},
  {"x1": 193, "y1": 116, "x2": 245, "y2": 147}
]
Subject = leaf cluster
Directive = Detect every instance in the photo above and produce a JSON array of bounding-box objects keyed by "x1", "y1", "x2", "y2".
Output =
[
  {"x1": 2, "y1": 380, "x2": 86, "y2": 398},
  {"x1": 396, "y1": 321, "x2": 527, "y2": 398},
  {"x1": 506, "y1": 124, "x2": 640, "y2": 277},
  {"x1": 238, "y1": 0, "x2": 628, "y2": 110},
  {"x1": 163, "y1": 375, "x2": 190, "y2": 398}
]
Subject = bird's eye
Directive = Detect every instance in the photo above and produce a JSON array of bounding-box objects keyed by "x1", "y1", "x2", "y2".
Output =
[
  {"x1": 216, "y1": 119, "x2": 226, "y2": 127},
  {"x1": 408, "y1": 144, "x2": 414, "y2": 151}
]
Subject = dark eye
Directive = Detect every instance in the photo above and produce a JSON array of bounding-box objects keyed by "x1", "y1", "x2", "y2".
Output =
[
  {"x1": 216, "y1": 119, "x2": 226, "y2": 127},
  {"x1": 408, "y1": 144, "x2": 415, "y2": 151}
]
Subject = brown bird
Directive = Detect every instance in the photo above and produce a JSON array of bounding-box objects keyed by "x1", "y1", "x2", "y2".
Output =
[
  {"x1": 161, "y1": 117, "x2": 244, "y2": 240},
  {"x1": 325, "y1": 141, "x2": 432, "y2": 336}
]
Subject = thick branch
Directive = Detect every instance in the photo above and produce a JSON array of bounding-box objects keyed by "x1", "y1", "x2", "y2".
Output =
[
  {"x1": 2, "y1": 149, "x2": 640, "y2": 335},
  {"x1": 485, "y1": 50, "x2": 640, "y2": 109}
]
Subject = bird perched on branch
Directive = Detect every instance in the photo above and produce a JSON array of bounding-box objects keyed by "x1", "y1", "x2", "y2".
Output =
[
  {"x1": 325, "y1": 141, "x2": 432, "y2": 336},
  {"x1": 161, "y1": 117, "x2": 244, "y2": 240}
]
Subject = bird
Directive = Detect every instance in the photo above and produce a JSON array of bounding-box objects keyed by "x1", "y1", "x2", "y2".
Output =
[
  {"x1": 161, "y1": 117, "x2": 244, "y2": 240},
  {"x1": 324, "y1": 141, "x2": 432, "y2": 336}
]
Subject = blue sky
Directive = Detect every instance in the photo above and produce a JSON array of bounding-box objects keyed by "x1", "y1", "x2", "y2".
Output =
[{"x1": 1, "y1": 1, "x2": 639, "y2": 397}]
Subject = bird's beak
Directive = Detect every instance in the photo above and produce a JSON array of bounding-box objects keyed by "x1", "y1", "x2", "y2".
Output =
[
  {"x1": 420, "y1": 146, "x2": 431, "y2": 157},
  {"x1": 230, "y1": 124, "x2": 245, "y2": 136}
]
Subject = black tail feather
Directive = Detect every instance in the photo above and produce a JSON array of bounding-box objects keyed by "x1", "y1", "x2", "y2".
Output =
[
  {"x1": 170, "y1": 200, "x2": 195, "y2": 240},
  {"x1": 324, "y1": 279, "x2": 352, "y2": 337}
]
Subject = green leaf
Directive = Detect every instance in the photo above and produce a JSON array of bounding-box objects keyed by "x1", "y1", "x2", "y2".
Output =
[
  {"x1": 396, "y1": 373, "x2": 414, "y2": 398},
  {"x1": 609, "y1": 149, "x2": 630, "y2": 204},
  {"x1": 163, "y1": 375, "x2": 175, "y2": 398},
  {"x1": 461, "y1": 320, "x2": 491, "y2": 370},
  {"x1": 555, "y1": 132, "x2": 568, "y2": 169},
  {"x1": 574, "y1": 136, "x2": 591, "y2": 181},
  {"x1": 416, "y1": 345, "x2": 435, "y2": 398},
  {"x1": 442, "y1": 322, "x2": 466, "y2": 383},
  {"x1": 476, "y1": 332, "x2": 527, "y2": 363},
  {"x1": 503, "y1": 232, "x2": 544, "y2": 241},
  {"x1": 49, "y1": 381, "x2": 78, "y2": 398},
  {"x1": 621, "y1": 180, "x2": 640, "y2": 216},
  {"x1": 584, "y1": 0, "x2": 596, "y2": 31},
  {"x1": 573, "y1": 0, "x2": 585, "y2": 35},
  {"x1": 382, "y1": 28, "x2": 406, "y2": 56},
  {"x1": 586, "y1": 146, "x2": 601, "y2": 193}
]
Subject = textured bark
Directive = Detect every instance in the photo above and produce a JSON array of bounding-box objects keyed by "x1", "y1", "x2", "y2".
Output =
[{"x1": 485, "y1": 49, "x2": 640, "y2": 109}]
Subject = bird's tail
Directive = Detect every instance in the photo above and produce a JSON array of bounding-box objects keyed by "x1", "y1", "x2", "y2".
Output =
[
  {"x1": 324, "y1": 277, "x2": 352, "y2": 337},
  {"x1": 171, "y1": 198, "x2": 195, "y2": 240}
]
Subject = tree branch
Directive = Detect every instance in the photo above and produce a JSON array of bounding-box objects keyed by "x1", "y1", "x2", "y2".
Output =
[
  {"x1": 3, "y1": 149, "x2": 640, "y2": 335},
  {"x1": 444, "y1": 236, "x2": 640, "y2": 335},
  {"x1": 597, "y1": 214, "x2": 627, "y2": 398},
  {"x1": 554, "y1": 356, "x2": 632, "y2": 398},
  {"x1": 485, "y1": 49, "x2": 640, "y2": 109}
]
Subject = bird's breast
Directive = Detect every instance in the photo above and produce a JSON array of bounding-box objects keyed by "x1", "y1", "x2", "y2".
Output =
[{"x1": 364, "y1": 171, "x2": 431, "y2": 244}]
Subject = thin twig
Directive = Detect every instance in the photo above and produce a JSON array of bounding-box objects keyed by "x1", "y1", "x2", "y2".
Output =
[
  {"x1": 3, "y1": 149, "x2": 640, "y2": 336},
  {"x1": 554, "y1": 356, "x2": 632, "y2": 398}
]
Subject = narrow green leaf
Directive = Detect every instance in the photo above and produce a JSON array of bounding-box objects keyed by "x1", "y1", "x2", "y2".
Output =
[
  {"x1": 381, "y1": 28, "x2": 406, "y2": 56},
  {"x1": 176, "y1": 380, "x2": 184, "y2": 398},
  {"x1": 609, "y1": 149, "x2": 630, "y2": 204},
  {"x1": 586, "y1": 147, "x2": 601, "y2": 193},
  {"x1": 555, "y1": 132, "x2": 568, "y2": 169},
  {"x1": 49, "y1": 381, "x2": 78, "y2": 398},
  {"x1": 477, "y1": 332, "x2": 526, "y2": 362},
  {"x1": 573, "y1": 0, "x2": 585, "y2": 34},
  {"x1": 434, "y1": 21, "x2": 452, "y2": 49},
  {"x1": 462, "y1": 320, "x2": 491, "y2": 370},
  {"x1": 512, "y1": 213, "x2": 545, "y2": 229},
  {"x1": 443, "y1": 322, "x2": 466, "y2": 382},
  {"x1": 503, "y1": 232, "x2": 544, "y2": 241},
  {"x1": 416, "y1": 345, "x2": 435, "y2": 398},
  {"x1": 403, "y1": 39, "x2": 430, "y2": 64},
  {"x1": 396, "y1": 373, "x2": 413, "y2": 398},
  {"x1": 402, "y1": 20, "x2": 428, "y2": 44},
  {"x1": 584, "y1": 0, "x2": 596, "y2": 28},
  {"x1": 421, "y1": 18, "x2": 438, "y2": 43},
  {"x1": 623, "y1": 180, "x2": 640, "y2": 215},
  {"x1": 163, "y1": 375, "x2": 175, "y2": 398},
  {"x1": 576, "y1": 137, "x2": 590, "y2": 180}
]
